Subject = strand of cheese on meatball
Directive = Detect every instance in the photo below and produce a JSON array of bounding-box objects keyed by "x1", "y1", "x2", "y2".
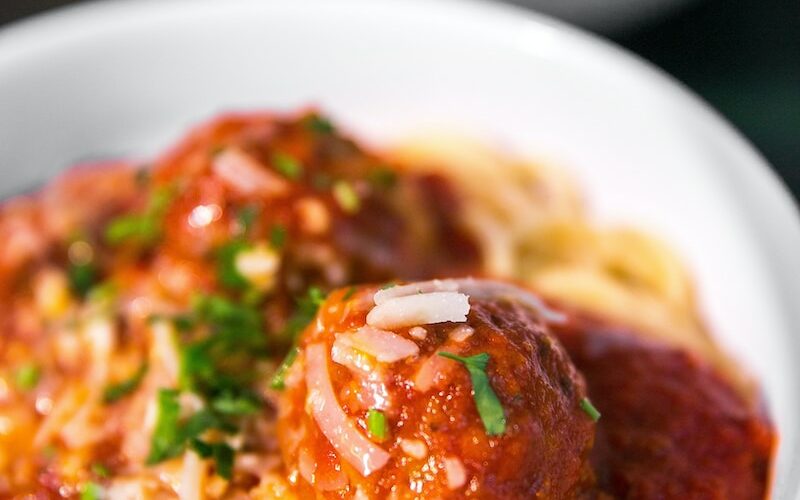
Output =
[{"x1": 303, "y1": 281, "x2": 472, "y2": 479}]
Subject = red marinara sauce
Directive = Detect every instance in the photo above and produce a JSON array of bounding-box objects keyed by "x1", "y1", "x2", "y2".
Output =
[
  {"x1": 278, "y1": 283, "x2": 597, "y2": 499},
  {"x1": 551, "y1": 312, "x2": 776, "y2": 500}
]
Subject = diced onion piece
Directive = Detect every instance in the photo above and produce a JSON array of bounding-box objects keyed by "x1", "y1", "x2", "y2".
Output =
[
  {"x1": 298, "y1": 448, "x2": 350, "y2": 492},
  {"x1": 449, "y1": 325, "x2": 474, "y2": 343},
  {"x1": 179, "y1": 449, "x2": 206, "y2": 500},
  {"x1": 150, "y1": 320, "x2": 181, "y2": 386},
  {"x1": 235, "y1": 243, "x2": 280, "y2": 291},
  {"x1": 212, "y1": 148, "x2": 290, "y2": 197},
  {"x1": 330, "y1": 342, "x2": 379, "y2": 375},
  {"x1": 373, "y1": 279, "x2": 460, "y2": 305},
  {"x1": 295, "y1": 197, "x2": 331, "y2": 235},
  {"x1": 399, "y1": 439, "x2": 428, "y2": 459},
  {"x1": 305, "y1": 343, "x2": 390, "y2": 476},
  {"x1": 297, "y1": 447, "x2": 316, "y2": 486},
  {"x1": 106, "y1": 480, "x2": 146, "y2": 500},
  {"x1": 84, "y1": 316, "x2": 116, "y2": 384},
  {"x1": 366, "y1": 292, "x2": 469, "y2": 330},
  {"x1": 408, "y1": 326, "x2": 428, "y2": 340},
  {"x1": 317, "y1": 469, "x2": 349, "y2": 492},
  {"x1": 34, "y1": 268, "x2": 72, "y2": 319},
  {"x1": 413, "y1": 348, "x2": 459, "y2": 393},
  {"x1": 444, "y1": 456, "x2": 467, "y2": 490},
  {"x1": 334, "y1": 326, "x2": 419, "y2": 363}
]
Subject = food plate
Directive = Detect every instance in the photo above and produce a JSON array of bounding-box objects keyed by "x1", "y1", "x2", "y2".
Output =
[{"x1": 0, "y1": 0, "x2": 798, "y2": 497}]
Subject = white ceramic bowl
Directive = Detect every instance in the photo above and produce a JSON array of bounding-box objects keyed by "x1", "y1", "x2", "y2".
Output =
[{"x1": 0, "y1": 0, "x2": 798, "y2": 496}]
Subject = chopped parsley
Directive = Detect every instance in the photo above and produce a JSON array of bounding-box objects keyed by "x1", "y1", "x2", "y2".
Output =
[
  {"x1": 438, "y1": 352, "x2": 507, "y2": 436},
  {"x1": 580, "y1": 397, "x2": 601, "y2": 422},
  {"x1": 146, "y1": 389, "x2": 183, "y2": 464},
  {"x1": 146, "y1": 389, "x2": 234, "y2": 468},
  {"x1": 216, "y1": 240, "x2": 250, "y2": 290},
  {"x1": 191, "y1": 439, "x2": 234, "y2": 479},
  {"x1": 366, "y1": 409, "x2": 388, "y2": 441},
  {"x1": 272, "y1": 152, "x2": 303, "y2": 180},
  {"x1": 269, "y1": 224, "x2": 287, "y2": 249},
  {"x1": 342, "y1": 286, "x2": 357, "y2": 301},
  {"x1": 178, "y1": 294, "x2": 268, "y2": 394},
  {"x1": 304, "y1": 114, "x2": 336, "y2": 135},
  {"x1": 332, "y1": 180, "x2": 360, "y2": 214},
  {"x1": 210, "y1": 391, "x2": 262, "y2": 416},
  {"x1": 236, "y1": 205, "x2": 259, "y2": 235},
  {"x1": 79, "y1": 482, "x2": 103, "y2": 500},
  {"x1": 146, "y1": 294, "x2": 270, "y2": 478},
  {"x1": 103, "y1": 362, "x2": 148, "y2": 404},
  {"x1": 91, "y1": 463, "x2": 110, "y2": 478},
  {"x1": 368, "y1": 167, "x2": 397, "y2": 189},
  {"x1": 104, "y1": 185, "x2": 175, "y2": 246},
  {"x1": 269, "y1": 346, "x2": 298, "y2": 391},
  {"x1": 15, "y1": 363, "x2": 41, "y2": 391},
  {"x1": 270, "y1": 287, "x2": 327, "y2": 390},
  {"x1": 68, "y1": 262, "x2": 97, "y2": 297},
  {"x1": 280, "y1": 287, "x2": 326, "y2": 341}
]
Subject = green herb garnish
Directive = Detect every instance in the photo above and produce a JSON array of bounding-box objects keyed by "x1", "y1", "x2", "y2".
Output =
[
  {"x1": 211, "y1": 391, "x2": 262, "y2": 416},
  {"x1": 269, "y1": 224, "x2": 287, "y2": 249},
  {"x1": 332, "y1": 180, "x2": 360, "y2": 214},
  {"x1": 236, "y1": 205, "x2": 259, "y2": 235},
  {"x1": 342, "y1": 286, "x2": 357, "y2": 301},
  {"x1": 216, "y1": 240, "x2": 250, "y2": 290},
  {"x1": 91, "y1": 463, "x2": 110, "y2": 478},
  {"x1": 366, "y1": 409, "x2": 388, "y2": 441},
  {"x1": 270, "y1": 287, "x2": 327, "y2": 390},
  {"x1": 178, "y1": 294, "x2": 267, "y2": 394},
  {"x1": 272, "y1": 152, "x2": 303, "y2": 180},
  {"x1": 15, "y1": 363, "x2": 41, "y2": 391},
  {"x1": 580, "y1": 397, "x2": 601, "y2": 422},
  {"x1": 68, "y1": 262, "x2": 97, "y2": 297},
  {"x1": 103, "y1": 362, "x2": 148, "y2": 404},
  {"x1": 146, "y1": 389, "x2": 231, "y2": 465},
  {"x1": 305, "y1": 114, "x2": 336, "y2": 134},
  {"x1": 79, "y1": 482, "x2": 103, "y2": 500},
  {"x1": 270, "y1": 347, "x2": 298, "y2": 391},
  {"x1": 191, "y1": 439, "x2": 234, "y2": 480},
  {"x1": 146, "y1": 389, "x2": 183, "y2": 463},
  {"x1": 438, "y1": 352, "x2": 506, "y2": 436},
  {"x1": 145, "y1": 291, "x2": 282, "y2": 477},
  {"x1": 104, "y1": 185, "x2": 175, "y2": 246},
  {"x1": 281, "y1": 287, "x2": 326, "y2": 340},
  {"x1": 368, "y1": 167, "x2": 397, "y2": 189}
]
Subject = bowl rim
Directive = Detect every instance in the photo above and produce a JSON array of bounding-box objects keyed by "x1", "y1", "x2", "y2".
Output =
[{"x1": 1, "y1": 0, "x2": 799, "y2": 497}]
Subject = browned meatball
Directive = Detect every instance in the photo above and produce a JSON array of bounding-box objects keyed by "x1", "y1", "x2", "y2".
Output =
[
  {"x1": 550, "y1": 310, "x2": 775, "y2": 500},
  {"x1": 278, "y1": 279, "x2": 597, "y2": 499}
]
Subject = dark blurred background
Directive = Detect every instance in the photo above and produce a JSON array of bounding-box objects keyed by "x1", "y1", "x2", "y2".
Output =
[{"x1": 1, "y1": 0, "x2": 798, "y2": 198}]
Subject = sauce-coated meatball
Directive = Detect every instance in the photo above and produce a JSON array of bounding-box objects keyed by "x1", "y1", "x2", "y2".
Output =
[
  {"x1": 551, "y1": 311, "x2": 775, "y2": 500},
  {"x1": 278, "y1": 279, "x2": 597, "y2": 498}
]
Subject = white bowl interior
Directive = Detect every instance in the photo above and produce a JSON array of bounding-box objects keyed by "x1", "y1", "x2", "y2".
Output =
[{"x1": 1, "y1": 0, "x2": 798, "y2": 496}]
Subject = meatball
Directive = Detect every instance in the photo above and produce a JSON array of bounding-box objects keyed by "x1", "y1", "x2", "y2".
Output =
[
  {"x1": 550, "y1": 310, "x2": 775, "y2": 499},
  {"x1": 278, "y1": 279, "x2": 597, "y2": 498},
  {"x1": 150, "y1": 110, "x2": 482, "y2": 340}
]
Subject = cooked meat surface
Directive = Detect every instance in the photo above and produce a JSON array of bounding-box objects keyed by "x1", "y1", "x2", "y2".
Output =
[
  {"x1": 551, "y1": 312, "x2": 775, "y2": 500},
  {"x1": 278, "y1": 279, "x2": 597, "y2": 499},
  {"x1": 0, "y1": 112, "x2": 482, "y2": 496}
]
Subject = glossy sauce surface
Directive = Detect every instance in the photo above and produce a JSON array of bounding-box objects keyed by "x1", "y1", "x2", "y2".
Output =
[
  {"x1": 278, "y1": 286, "x2": 596, "y2": 499},
  {"x1": 551, "y1": 312, "x2": 775, "y2": 500}
]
